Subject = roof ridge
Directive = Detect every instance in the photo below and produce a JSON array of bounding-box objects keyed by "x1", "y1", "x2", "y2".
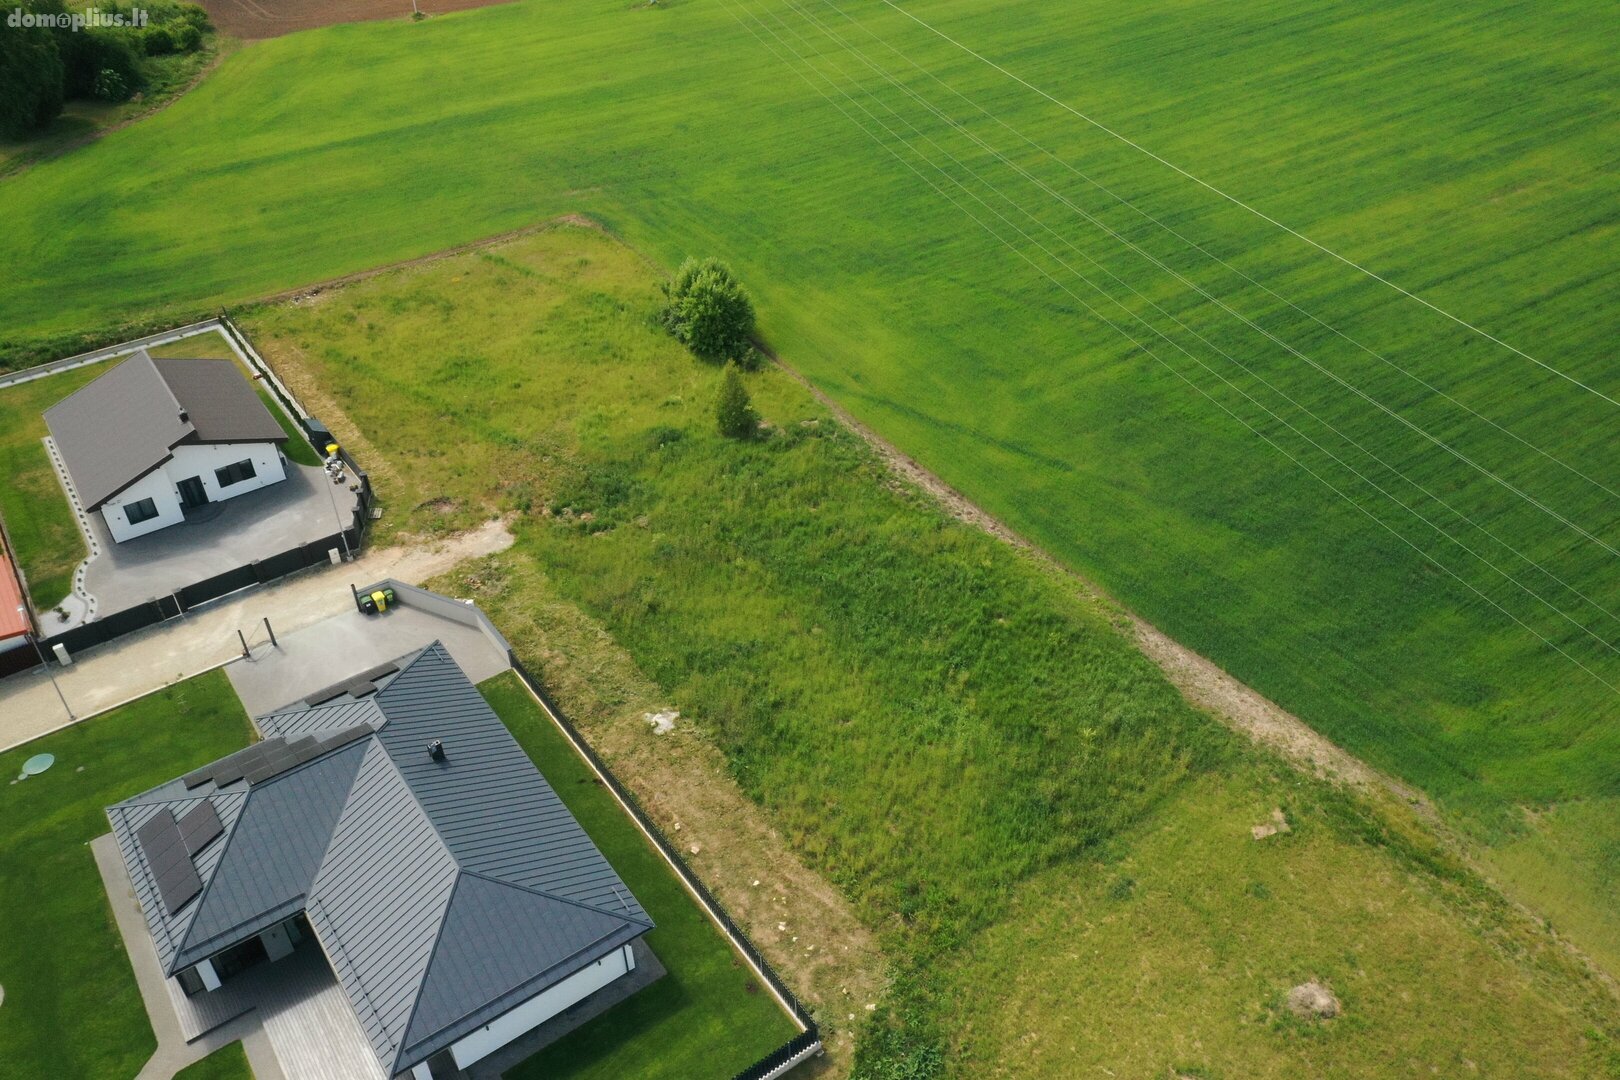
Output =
[
  {"x1": 389, "y1": 869, "x2": 467, "y2": 1074},
  {"x1": 141, "y1": 351, "x2": 194, "y2": 438},
  {"x1": 173, "y1": 739, "x2": 372, "y2": 971},
  {"x1": 371, "y1": 642, "x2": 444, "y2": 707},
  {"x1": 398, "y1": 871, "x2": 644, "y2": 1063},
  {"x1": 170, "y1": 786, "x2": 254, "y2": 973},
  {"x1": 460, "y1": 868, "x2": 653, "y2": 930}
]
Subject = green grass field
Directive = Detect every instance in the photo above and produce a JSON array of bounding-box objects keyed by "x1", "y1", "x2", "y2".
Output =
[
  {"x1": 0, "y1": 673, "x2": 253, "y2": 1080},
  {"x1": 0, "y1": 366, "x2": 102, "y2": 611},
  {"x1": 242, "y1": 227, "x2": 1620, "y2": 1074},
  {"x1": 481, "y1": 674, "x2": 800, "y2": 1079},
  {"x1": 0, "y1": 2, "x2": 1615, "y2": 968}
]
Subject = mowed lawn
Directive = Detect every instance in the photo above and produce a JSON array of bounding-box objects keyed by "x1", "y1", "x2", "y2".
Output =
[
  {"x1": 242, "y1": 227, "x2": 1620, "y2": 1073},
  {"x1": 0, "y1": 367, "x2": 101, "y2": 611},
  {"x1": 0, "y1": 0, "x2": 1616, "y2": 964},
  {"x1": 0, "y1": 673, "x2": 253, "y2": 1080},
  {"x1": 0, "y1": 656, "x2": 793, "y2": 1080}
]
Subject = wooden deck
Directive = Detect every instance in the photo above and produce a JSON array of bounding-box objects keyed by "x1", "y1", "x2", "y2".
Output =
[
  {"x1": 166, "y1": 941, "x2": 382, "y2": 1079},
  {"x1": 257, "y1": 946, "x2": 387, "y2": 1080}
]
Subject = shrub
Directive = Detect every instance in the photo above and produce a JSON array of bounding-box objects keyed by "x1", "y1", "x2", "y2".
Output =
[
  {"x1": 0, "y1": 20, "x2": 65, "y2": 138},
  {"x1": 715, "y1": 364, "x2": 757, "y2": 439},
  {"x1": 660, "y1": 256, "x2": 756, "y2": 364},
  {"x1": 59, "y1": 27, "x2": 141, "y2": 99},
  {"x1": 172, "y1": 23, "x2": 202, "y2": 51},
  {"x1": 92, "y1": 67, "x2": 129, "y2": 101},
  {"x1": 143, "y1": 25, "x2": 176, "y2": 55},
  {"x1": 177, "y1": 2, "x2": 211, "y2": 28}
]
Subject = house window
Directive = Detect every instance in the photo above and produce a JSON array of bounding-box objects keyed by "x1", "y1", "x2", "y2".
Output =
[
  {"x1": 215, "y1": 458, "x2": 257, "y2": 488},
  {"x1": 124, "y1": 498, "x2": 159, "y2": 524}
]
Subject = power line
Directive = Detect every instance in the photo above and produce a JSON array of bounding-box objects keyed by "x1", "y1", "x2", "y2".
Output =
[
  {"x1": 816, "y1": 0, "x2": 1620, "y2": 511},
  {"x1": 780, "y1": 0, "x2": 1620, "y2": 636},
  {"x1": 712, "y1": 0, "x2": 1620, "y2": 694},
  {"x1": 872, "y1": 0, "x2": 1620, "y2": 412}
]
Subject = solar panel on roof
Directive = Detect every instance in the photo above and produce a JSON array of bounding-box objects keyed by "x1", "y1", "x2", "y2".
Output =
[
  {"x1": 178, "y1": 800, "x2": 224, "y2": 855},
  {"x1": 314, "y1": 725, "x2": 373, "y2": 754},
  {"x1": 136, "y1": 808, "x2": 177, "y2": 847},
  {"x1": 136, "y1": 809, "x2": 205, "y2": 914},
  {"x1": 155, "y1": 857, "x2": 203, "y2": 914},
  {"x1": 299, "y1": 661, "x2": 402, "y2": 710}
]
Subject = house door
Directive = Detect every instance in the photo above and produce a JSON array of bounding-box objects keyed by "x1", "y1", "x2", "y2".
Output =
[{"x1": 177, "y1": 476, "x2": 209, "y2": 509}]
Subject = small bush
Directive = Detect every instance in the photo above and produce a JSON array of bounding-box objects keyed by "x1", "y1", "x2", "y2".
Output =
[
  {"x1": 172, "y1": 23, "x2": 202, "y2": 51},
  {"x1": 661, "y1": 256, "x2": 756, "y2": 364},
  {"x1": 715, "y1": 364, "x2": 757, "y2": 439},
  {"x1": 143, "y1": 26, "x2": 176, "y2": 55},
  {"x1": 92, "y1": 67, "x2": 130, "y2": 101},
  {"x1": 177, "y1": 2, "x2": 211, "y2": 28}
]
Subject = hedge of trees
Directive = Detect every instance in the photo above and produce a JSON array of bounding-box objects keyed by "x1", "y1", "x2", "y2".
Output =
[{"x1": 0, "y1": 0, "x2": 210, "y2": 139}]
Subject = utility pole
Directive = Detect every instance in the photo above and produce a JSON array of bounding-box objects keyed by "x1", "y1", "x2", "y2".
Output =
[{"x1": 20, "y1": 607, "x2": 72, "y2": 722}]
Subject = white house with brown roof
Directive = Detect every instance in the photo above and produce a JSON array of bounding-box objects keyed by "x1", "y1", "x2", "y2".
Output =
[{"x1": 44, "y1": 350, "x2": 291, "y2": 543}]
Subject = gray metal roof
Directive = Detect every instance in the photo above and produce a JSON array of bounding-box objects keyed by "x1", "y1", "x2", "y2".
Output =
[
  {"x1": 107, "y1": 643, "x2": 652, "y2": 1077},
  {"x1": 43, "y1": 350, "x2": 288, "y2": 510}
]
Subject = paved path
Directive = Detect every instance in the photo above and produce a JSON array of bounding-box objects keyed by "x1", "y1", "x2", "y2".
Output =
[
  {"x1": 0, "y1": 520, "x2": 513, "y2": 751},
  {"x1": 94, "y1": 833, "x2": 287, "y2": 1080}
]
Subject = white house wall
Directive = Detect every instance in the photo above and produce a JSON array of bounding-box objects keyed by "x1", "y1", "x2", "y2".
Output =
[
  {"x1": 167, "y1": 442, "x2": 287, "y2": 504},
  {"x1": 448, "y1": 944, "x2": 634, "y2": 1070},
  {"x1": 101, "y1": 466, "x2": 185, "y2": 543},
  {"x1": 98, "y1": 442, "x2": 287, "y2": 544}
]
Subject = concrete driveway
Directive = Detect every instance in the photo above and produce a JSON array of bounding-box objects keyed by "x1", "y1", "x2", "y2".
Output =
[
  {"x1": 82, "y1": 464, "x2": 360, "y2": 615},
  {"x1": 0, "y1": 519, "x2": 514, "y2": 751}
]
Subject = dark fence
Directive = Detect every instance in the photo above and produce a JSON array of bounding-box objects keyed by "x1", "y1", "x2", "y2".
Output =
[
  {"x1": 0, "y1": 319, "x2": 379, "y2": 672},
  {"x1": 506, "y1": 655, "x2": 823, "y2": 1078},
  {"x1": 0, "y1": 643, "x2": 41, "y2": 677}
]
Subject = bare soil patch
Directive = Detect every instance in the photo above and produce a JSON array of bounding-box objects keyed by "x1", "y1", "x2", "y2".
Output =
[{"x1": 198, "y1": 0, "x2": 515, "y2": 39}]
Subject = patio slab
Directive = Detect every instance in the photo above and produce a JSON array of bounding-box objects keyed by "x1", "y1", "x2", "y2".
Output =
[
  {"x1": 82, "y1": 463, "x2": 360, "y2": 616},
  {"x1": 227, "y1": 602, "x2": 511, "y2": 716}
]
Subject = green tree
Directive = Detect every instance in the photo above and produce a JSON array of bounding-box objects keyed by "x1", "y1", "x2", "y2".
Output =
[
  {"x1": 661, "y1": 257, "x2": 756, "y2": 365},
  {"x1": 715, "y1": 364, "x2": 757, "y2": 439},
  {"x1": 0, "y1": 18, "x2": 64, "y2": 138}
]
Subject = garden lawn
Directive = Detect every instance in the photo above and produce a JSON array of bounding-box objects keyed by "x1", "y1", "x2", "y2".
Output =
[
  {"x1": 173, "y1": 1041, "x2": 255, "y2": 1080},
  {"x1": 0, "y1": 672, "x2": 253, "y2": 1080},
  {"x1": 481, "y1": 674, "x2": 800, "y2": 1079},
  {"x1": 0, "y1": 366, "x2": 101, "y2": 611},
  {"x1": 244, "y1": 227, "x2": 1620, "y2": 1073},
  {"x1": 0, "y1": 0, "x2": 1616, "y2": 969}
]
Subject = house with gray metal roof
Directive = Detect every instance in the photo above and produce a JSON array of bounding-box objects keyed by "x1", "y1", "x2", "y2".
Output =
[
  {"x1": 108, "y1": 642, "x2": 655, "y2": 1079},
  {"x1": 44, "y1": 350, "x2": 290, "y2": 543}
]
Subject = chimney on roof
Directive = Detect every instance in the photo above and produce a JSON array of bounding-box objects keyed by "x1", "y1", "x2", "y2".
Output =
[{"x1": 428, "y1": 740, "x2": 446, "y2": 761}]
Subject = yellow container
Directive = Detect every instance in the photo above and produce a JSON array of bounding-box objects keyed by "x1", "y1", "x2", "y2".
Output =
[{"x1": 371, "y1": 590, "x2": 388, "y2": 613}]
